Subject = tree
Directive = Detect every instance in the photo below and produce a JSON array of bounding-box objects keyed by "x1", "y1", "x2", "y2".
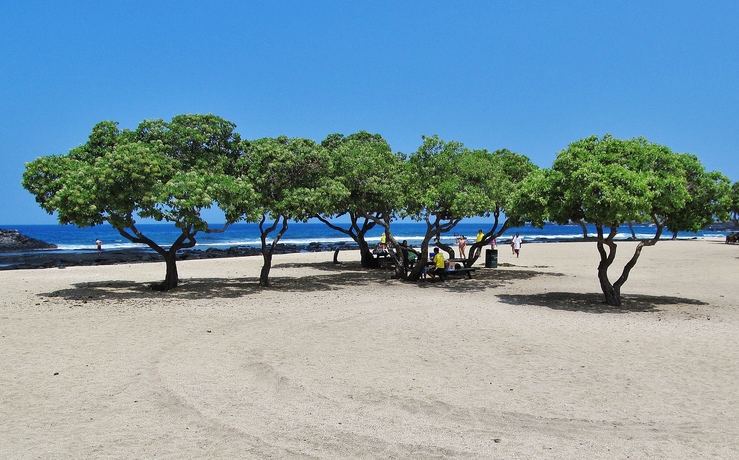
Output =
[
  {"x1": 316, "y1": 131, "x2": 406, "y2": 268},
  {"x1": 665, "y1": 154, "x2": 732, "y2": 239},
  {"x1": 513, "y1": 134, "x2": 730, "y2": 306},
  {"x1": 234, "y1": 136, "x2": 348, "y2": 287},
  {"x1": 22, "y1": 114, "x2": 242, "y2": 290},
  {"x1": 403, "y1": 135, "x2": 502, "y2": 281},
  {"x1": 462, "y1": 148, "x2": 538, "y2": 266},
  {"x1": 730, "y1": 181, "x2": 739, "y2": 227}
]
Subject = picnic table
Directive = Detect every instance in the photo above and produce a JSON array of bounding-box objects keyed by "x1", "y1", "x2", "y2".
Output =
[
  {"x1": 374, "y1": 250, "x2": 396, "y2": 268},
  {"x1": 427, "y1": 258, "x2": 477, "y2": 281},
  {"x1": 448, "y1": 257, "x2": 472, "y2": 268}
]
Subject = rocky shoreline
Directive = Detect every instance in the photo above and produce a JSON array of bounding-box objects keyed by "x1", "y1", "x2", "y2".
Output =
[
  {"x1": 0, "y1": 228, "x2": 58, "y2": 252},
  {"x1": 0, "y1": 240, "x2": 360, "y2": 270}
]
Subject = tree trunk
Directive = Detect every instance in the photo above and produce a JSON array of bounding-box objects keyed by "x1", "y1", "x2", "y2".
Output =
[
  {"x1": 595, "y1": 224, "x2": 621, "y2": 306},
  {"x1": 260, "y1": 253, "x2": 273, "y2": 287},
  {"x1": 464, "y1": 215, "x2": 509, "y2": 267},
  {"x1": 406, "y1": 235, "x2": 434, "y2": 281},
  {"x1": 258, "y1": 214, "x2": 289, "y2": 288},
  {"x1": 404, "y1": 217, "x2": 458, "y2": 281},
  {"x1": 596, "y1": 221, "x2": 663, "y2": 307},
  {"x1": 315, "y1": 214, "x2": 379, "y2": 268},
  {"x1": 435, "y1": 236, "x2": 455, "y2": 259},
  {"x1": 359, "y1": 239, "x2": 379, "y2": 268},
  {"x1": 161, "y1": 253, "x2": 180, "y2": 291},
  {"x1": 115, "y1": 224, "x2": 197, "y2": 292},
  {"x1": 597, "y1": 260, "x2": 621, "y2": 306}
]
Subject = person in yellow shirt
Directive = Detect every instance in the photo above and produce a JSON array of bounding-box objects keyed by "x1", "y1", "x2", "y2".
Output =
[
  {"x1": 475, "y1": 229, "x2": 484, "y2": 257},
  {"x1": 377, "y1": 232, "x2": 387, "y2": 253},
  {"x1": 428, "y1": 247, "x2": 446, "y2": 280}
]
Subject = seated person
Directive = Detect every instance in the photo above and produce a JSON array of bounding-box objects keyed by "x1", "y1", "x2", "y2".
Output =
[{"x1": 428, "y1": 247, "x2": 446, "y2": 279}]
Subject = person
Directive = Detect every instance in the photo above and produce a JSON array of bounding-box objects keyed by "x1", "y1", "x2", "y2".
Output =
[
  {"x1": 428, "y1": 247, "x2": 446, "y2": 280},
  {"x1": 475, "y1": 229, "x2": 484, "y2": 257},
  {"x1": 95, "y1": 238, "x2": 102, "y2": 254},
  {"x1": 379, "y1": 232, "x2": 387, "y2": 252},
  {"x1": 511, "y1": 232, "x2": 523, "y2": 257},
  {"x1": 491, "y1": 238, "x2": 497, "y2": 249},
  {"x1": 400, "y1": 240, "x2": 411, "y2": 272},
  {"x1": 456, "y1": 234, "x2": 467, "y2": 258}
]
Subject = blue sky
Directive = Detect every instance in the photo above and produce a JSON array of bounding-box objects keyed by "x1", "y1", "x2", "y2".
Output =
[{"x1": 2, "y1": 1, "x2": 737, "y2": 225}]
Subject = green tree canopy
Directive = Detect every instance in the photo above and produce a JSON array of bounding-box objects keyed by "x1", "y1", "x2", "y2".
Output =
[
  {"x1": 730, "y1": 181, "x2": 739, "y2": 227},
  {"x1": 403, "y1": 135, "x2": 513, "y2": 280},
  {"x1": 233, "y1": 136, "x2": 348, "y2": 286},
  {"x1": 317, "y1": 131, "x2": 406, "y2": 268},
  {"x1": 22, "y1": 114, "x2": 242, "y2": 290},
  {"x1": 665, "y1": 154, "x2": 731, "y2": 238},
  {"x1": 513, "y1": 134, "x2": 730, "y2": 306},
  {"x1": 462, "y1": 148, "x2": 538, "y2": 265}
]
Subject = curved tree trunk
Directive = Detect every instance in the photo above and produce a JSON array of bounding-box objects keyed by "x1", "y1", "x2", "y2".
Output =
[
  {"x1": 435, "y1": 234, "x2": 455, "y2": 259},
  {"x1": 259, "y1": 254, "x2": 274, "y2": 287},
  {"x1": 315, "y1": 214, "x2": 378, "y2": 268},
  {"x1": 595, "y1": 223, "x2": 621, "y2": 306},
  {"x1": 611, "y1": 222, "x2": 664, "y2": 302},
  {"x1": 464, "y1": 211, "x2": 509, "y2": 268},
  {"x1": 259, "y1": 214, "x2": 289, "y2": 287},
  {"x1": 116, "y1": 223, "x2": 198, "y2": 291},
  {"x1": 595, "y1": 220, "x2": 664, "y2": 306},
  {"x1": 407, "y1": 241, "x2": 431, "y2": 281}
]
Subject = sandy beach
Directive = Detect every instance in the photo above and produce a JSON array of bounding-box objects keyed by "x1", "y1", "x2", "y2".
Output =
[{"x1": 1, "y1": 240, "x2": 737, "y2": 459}]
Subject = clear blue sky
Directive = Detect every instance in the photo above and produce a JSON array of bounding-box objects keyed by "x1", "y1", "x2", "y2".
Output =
[{"x1": 2, "y1": 1, "x2": 737, "y2": 225}]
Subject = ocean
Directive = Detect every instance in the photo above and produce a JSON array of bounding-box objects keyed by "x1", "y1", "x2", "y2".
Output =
[{"x1": 5, "y1": 220, "x2": 731, "y2": 255}]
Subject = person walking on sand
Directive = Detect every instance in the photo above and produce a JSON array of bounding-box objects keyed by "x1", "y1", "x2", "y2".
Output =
[
  {"x1": 95, "y1": 238, "x2": 102, "y2": 254},
  {"x1": 511, "y1": 232, "x2": 523, "y2": 258}
]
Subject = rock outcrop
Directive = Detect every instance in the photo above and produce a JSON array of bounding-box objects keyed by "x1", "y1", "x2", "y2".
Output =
[{"x1": 0, "y1": 229, "x2": 57, "y2": 252}]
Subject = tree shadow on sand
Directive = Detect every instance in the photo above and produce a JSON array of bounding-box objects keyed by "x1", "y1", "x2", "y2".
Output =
[
  {"x1": 497, "y1": 291, "x2": 708, "y2": 314},
  {"x1": 38, "y1": 261, "x2": 394, "y2": 301},
  {"x1": 411, "y1": 267, "x2": 566, "y2": 293},
  {"x1": 38, "y1": 263, "x2": 572, "y2": 301}
]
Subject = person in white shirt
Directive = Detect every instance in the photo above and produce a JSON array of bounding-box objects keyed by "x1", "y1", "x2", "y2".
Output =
[{"x1": 511, "y1": 233, "x2": 523, "y2": 258}]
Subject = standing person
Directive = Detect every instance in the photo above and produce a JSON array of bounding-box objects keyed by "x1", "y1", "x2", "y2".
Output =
[
  {"x1": 456, "y1": 234, "x2": 467, "y2": 258},
  {"x1": 379, "y1": 232, "x2": 387, "y2": 252},
  {"x1": 475, "y1": 229, "x2": 484, "y2": 257},
  {"x1": 511, "y1": 232, "x2": 523, "y2": 257},
  {"x1": 95, "y1": 238, "x2": 102, "y2": 254}
]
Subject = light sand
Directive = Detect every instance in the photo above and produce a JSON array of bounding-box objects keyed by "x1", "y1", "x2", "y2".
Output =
[{"x1": 1, "y1": 240, "x2": 737, "y2": 459}]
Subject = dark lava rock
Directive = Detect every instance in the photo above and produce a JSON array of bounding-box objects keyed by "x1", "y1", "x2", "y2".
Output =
[{"x1": 0, "y1": 229, "x2": 57, "y2": 252}]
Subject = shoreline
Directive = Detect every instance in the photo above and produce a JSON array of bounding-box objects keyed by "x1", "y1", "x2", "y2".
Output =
[
  {"x1": 0, "y1": 241, "x2": 361, "y2": 270},
  {"x1": 0, "y1": 236, "x2": 723, "y2": 271}
]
